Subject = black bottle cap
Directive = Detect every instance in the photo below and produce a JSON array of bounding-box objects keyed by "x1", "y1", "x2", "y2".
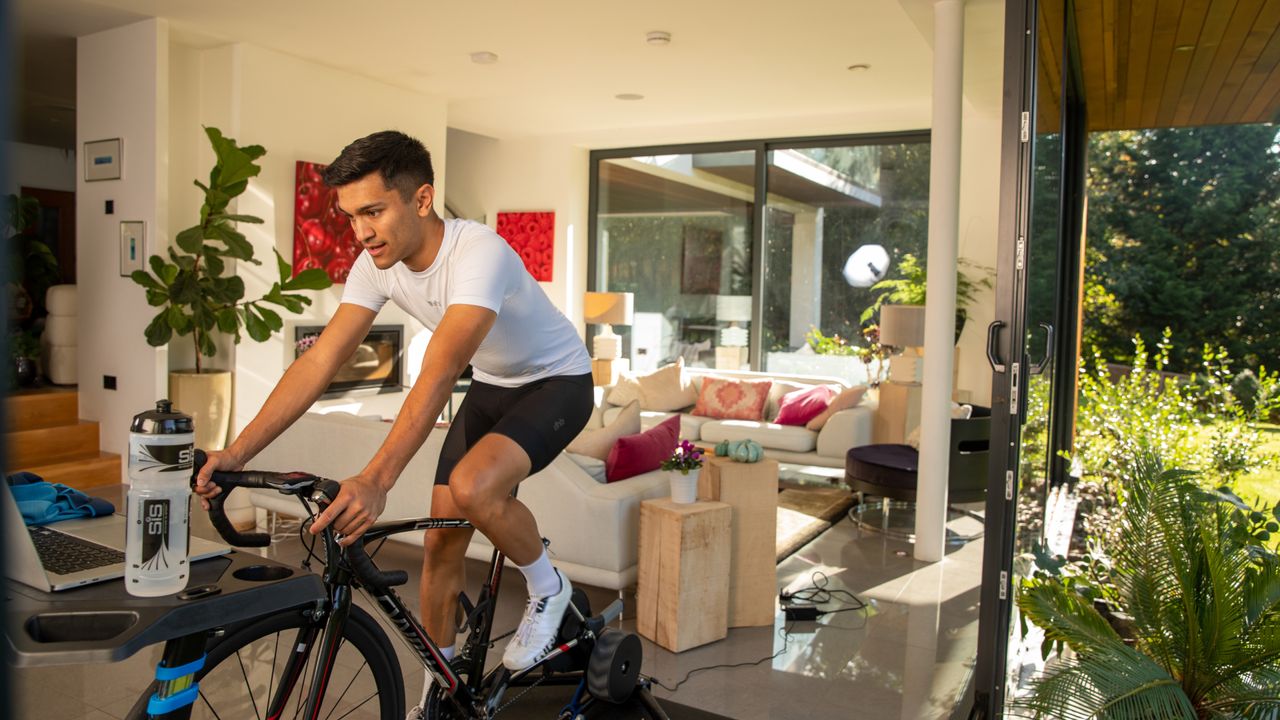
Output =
[{"x1": 131, "y1": 399, "x2": 195, "y2": 435}]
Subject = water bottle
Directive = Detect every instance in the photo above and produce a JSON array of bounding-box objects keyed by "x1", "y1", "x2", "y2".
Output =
[{"x1": 125, "y1": 400, "x2": 195, "y2": 597}]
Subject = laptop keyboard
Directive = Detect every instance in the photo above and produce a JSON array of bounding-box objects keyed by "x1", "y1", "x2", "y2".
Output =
[{"x1": 29, "y1": 526, "x2": 126, "y2": 576}]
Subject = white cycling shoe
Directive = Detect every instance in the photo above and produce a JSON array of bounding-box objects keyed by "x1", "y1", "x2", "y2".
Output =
[
  {"x1": 405, "y1": 706, "x2": 424, "y2": 720},
  {"x1": 502, "y1": 571, "x2": 572, "y2": 671}
]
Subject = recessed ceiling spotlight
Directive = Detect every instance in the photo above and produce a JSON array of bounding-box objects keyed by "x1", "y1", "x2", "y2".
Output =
[
  {"x1": 847, "y1": 63, "x2": 871, "y2": 72},
  {"x1": 470, "y1": 51, "x2": 499, "y2": 64},
  {"x1": 615, "y1": 93, "x2": 645, "y2": 101},
  {"x1": 1174, "y1": 44, "x2": 1195, "y2": 52},
  {"x1": 646, "y1": 31, "x2": 672, "y2": 46}
]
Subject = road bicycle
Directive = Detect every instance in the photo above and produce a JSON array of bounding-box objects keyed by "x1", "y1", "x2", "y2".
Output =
[{"x1": 127, "y1": 451, "x2": 668, "y2": 720}]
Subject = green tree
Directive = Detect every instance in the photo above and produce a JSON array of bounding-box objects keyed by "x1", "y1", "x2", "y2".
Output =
[{"x1": 1086, "y1": 125, "x2": 1280, "y2": 372}]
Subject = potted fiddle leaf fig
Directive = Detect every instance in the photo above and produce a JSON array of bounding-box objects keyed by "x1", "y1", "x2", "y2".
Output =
[{"x1": 130, "y1": 127, "x2": 331, "y2": 448}]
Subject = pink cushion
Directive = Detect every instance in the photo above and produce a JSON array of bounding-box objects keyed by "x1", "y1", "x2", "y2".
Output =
[
  {"x1": 773, "y1": 384, "x2": 837, "y2": 426},
  {"x1": 605, "y1": 415, "x2": 680, "y2": 482},
  {"x1": 692, "y1": 377, "x2": 773, "y2": 420}
]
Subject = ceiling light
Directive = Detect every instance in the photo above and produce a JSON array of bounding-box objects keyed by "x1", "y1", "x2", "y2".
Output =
[
  {"x1": 847, "y1": 63, "x2": 871, "y2": 72},
  {"x1": 470, "y1": 51, "x2": 499, "y2": 64},
  {"x1": 615, "y1": 93, "x2": 645, "y2": 101},
  {"x1": 1174, "y1": 44, "x2": 1195, "y2": 52},
  {"x1": 646, "y1": 31, "x2": 671, "y2": 46}
]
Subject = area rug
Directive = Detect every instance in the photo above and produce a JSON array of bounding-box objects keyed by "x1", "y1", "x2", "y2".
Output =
[{"x1": 775, "y1": 486, "x2": 856, "y2": 562}]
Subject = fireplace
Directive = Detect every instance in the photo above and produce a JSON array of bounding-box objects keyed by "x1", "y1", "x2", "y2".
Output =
[{"x1": 295, "y1": 324, "x2": 404, "y2": 397}]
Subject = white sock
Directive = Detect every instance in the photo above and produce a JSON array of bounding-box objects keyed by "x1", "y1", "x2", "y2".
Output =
[
  {"x1": 418, "y1": 645, "x2": 455, "y2": 706},
  {"x1": 517, "y1": 549, "x2": 561, "y2": 598}
]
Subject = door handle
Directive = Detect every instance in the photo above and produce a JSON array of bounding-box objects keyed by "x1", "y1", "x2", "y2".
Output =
[
  {"x1": 986, "y1": 321, "x2": 1006, "y2": 373},
  {"x1": 1028, "y1": 323, "x2": 1054, "y2": 375}
]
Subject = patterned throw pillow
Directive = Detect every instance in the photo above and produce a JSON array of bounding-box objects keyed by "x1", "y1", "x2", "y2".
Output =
[{"x1": 692, "y1": 376, "x2": 773, "y2": 420}]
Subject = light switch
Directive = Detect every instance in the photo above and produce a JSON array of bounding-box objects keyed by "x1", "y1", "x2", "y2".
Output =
[{"x1": 119, "y1": 221, "x2": 145, "y2": 277}]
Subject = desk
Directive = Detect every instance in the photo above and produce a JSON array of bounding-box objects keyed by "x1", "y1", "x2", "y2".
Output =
[{"x1": 6, "y1": 552, "x2": 323, "y2": 717}]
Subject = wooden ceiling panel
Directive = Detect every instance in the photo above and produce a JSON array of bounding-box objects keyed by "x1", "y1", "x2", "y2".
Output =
[
  {"x1": 1208, "y1": 1, "x2": 1280, "y2": 124},
  {"x1": 1189, "y1": 0, "x2": 1265, "y2": 125},
  {"x1": 1071, "y1": 0, "x2": 1280, "y2": 131}
]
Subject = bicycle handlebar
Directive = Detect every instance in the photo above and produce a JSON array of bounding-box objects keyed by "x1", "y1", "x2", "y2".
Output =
[{"x1": 191, "y1": 450, "x2": 408, "y2": 590}]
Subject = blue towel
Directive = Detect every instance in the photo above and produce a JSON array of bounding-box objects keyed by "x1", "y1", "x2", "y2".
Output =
[{"x1": 6, "y1": 472, "x2": 116, "y2": 525}]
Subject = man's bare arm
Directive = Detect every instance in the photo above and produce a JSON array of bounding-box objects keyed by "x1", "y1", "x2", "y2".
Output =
[
  {"x1": 310, "y1": 303, "x2": 496, "y2": 541},
  {"x1": 195, "y1": 304, "x2": 376, "y2": 495}
]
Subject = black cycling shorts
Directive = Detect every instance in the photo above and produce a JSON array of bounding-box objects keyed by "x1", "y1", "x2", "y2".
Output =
[{"x1": 434, "y1": 372, "x2": 594, "y2": 485}]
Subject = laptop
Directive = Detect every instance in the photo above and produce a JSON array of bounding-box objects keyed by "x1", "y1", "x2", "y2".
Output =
[{"x1": 3, "y1": 486, "x2": 231, "y2": 592}]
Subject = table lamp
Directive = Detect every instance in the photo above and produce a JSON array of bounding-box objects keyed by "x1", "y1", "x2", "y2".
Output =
[
  {"x1": 878, "y1": 304, "x2": 926, "y2": 384},
  {"x1": 715, "y1": 295, "x2": 752, "y2": 369},
  {"x1": 583, "y1": 291, "x2": 634, "y2": 361}
]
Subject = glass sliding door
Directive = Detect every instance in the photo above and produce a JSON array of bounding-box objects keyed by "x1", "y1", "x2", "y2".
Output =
[
  {"x1": 972, "y1": 0, "x2": 1086, "y2": 715},
  {"x1": 760, "y1": 138, "x2": 930, "y2": 385},
  {"x1": 591, "y1": 150, "x2": 757, "y2": 372}
]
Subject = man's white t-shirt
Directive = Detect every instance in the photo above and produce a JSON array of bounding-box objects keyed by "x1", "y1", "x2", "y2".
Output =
[{"x1": 340, "y1": 218, "x2": 590, "y2": 388}]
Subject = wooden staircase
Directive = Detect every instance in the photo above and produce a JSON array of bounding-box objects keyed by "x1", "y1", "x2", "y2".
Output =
[{"x1": 5, "y1": 388, "x2": 122, "y2": 490}]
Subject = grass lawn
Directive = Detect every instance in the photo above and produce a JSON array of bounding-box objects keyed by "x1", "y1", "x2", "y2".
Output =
[{"x1": 1235, "y1": 422, "x2": 1280, "y2": 506}]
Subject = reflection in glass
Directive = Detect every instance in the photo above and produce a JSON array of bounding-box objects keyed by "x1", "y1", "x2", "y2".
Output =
[
  {"x1": 762, "y1": 142, "x2": 930, "y2": 385},
  {"x1": 595, "y1": 153, "x2": 754, "y2": 372}
]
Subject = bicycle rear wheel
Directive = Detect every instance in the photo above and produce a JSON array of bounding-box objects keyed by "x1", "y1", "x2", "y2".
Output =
[{"x1": 127, "y1": 604, "x2": 404, "y2": 720}]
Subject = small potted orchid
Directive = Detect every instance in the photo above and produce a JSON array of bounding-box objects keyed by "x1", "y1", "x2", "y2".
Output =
[{"x1": 661, "y1": 439, "x2": 704, "y2": 504}]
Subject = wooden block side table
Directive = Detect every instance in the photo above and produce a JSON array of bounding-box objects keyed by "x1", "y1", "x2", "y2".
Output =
[
  {"x1": 699, "y1": 457, "x2": 778, "y2": 627},
  {"x1": 874, "y1": 380, "x2": 922, "y2": 444},
  {"x1": 636, "y1": 498, "x2": 731, "y2": 653}
]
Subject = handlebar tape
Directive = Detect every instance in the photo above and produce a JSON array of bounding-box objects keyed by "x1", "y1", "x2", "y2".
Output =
[
  {"x1": 345, "y1": 535, "x2": 409, "y2": 591},
  {"x1": 191, "y1": 449, "x2": 272, "y2": 547}
]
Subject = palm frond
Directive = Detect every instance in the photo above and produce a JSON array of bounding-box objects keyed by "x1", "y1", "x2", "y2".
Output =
[
  {"x1": 1018, "y1": 581, "x2": 1123, "y2": 656},
  {"x1": 1013, "y1": 642, "x2": 1197, "y2": 719}
]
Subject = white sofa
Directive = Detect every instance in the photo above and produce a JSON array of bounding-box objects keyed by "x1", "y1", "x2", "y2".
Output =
[
  {"x1": 605, "y1": 367, "x2": 874, "y2": 470},
  {"x1": 245, "y1": 411, "x2": 671, "y2": 591}
]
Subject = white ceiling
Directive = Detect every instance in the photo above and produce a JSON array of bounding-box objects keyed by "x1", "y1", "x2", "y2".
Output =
[{"x1": 15, "y1": 0, "x2": 1004, "y2": 148}]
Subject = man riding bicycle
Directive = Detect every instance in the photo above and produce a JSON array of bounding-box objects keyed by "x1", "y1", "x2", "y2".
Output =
[{"x1": 194, "y1": 130, "x2": 593, "y2": 719}]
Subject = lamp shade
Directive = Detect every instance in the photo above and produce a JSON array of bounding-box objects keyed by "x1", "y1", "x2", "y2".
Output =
[
  {"x1": 878, "y1": 304, "x2": 926, "y2": 348},
  {"x1": 715, "y1": 295, "x2": 753, "y2": 323},
  {"x1": 583, "y1": 292, "x2": 634, "y2": 326}
]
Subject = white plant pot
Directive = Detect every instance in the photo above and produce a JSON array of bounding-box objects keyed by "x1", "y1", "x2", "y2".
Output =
[
  {"x1": 669, "y1": 469, "x2": 700, "y2": 504},
  {"x1": 169, "y1": 369, "x2": 233, "y2": 451}
]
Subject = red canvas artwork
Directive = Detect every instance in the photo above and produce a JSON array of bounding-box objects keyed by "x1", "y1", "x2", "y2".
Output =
[
  {"x1": 495, "y1": 211, "x2": 554, "y2": 281},
  {"x1": 293, "y1": 161, "x2": 359, "y2": 284}
]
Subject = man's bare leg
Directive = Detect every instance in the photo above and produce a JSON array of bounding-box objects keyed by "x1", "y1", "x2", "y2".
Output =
[
  {"x1": 420, "y1": 485, "x2": 475, "y2": 648},
  {"x1": 448, "y1": 433, "x2": 572, "y2": 671}
]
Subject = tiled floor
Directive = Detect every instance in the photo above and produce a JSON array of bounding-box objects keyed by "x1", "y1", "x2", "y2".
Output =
[{"x1": 10, "y1": 487, "x2": 982, "y2": 719}]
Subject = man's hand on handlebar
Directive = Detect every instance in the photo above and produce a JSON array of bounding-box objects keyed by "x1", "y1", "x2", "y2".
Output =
[
  {"x1": 193, "y1": 449, "x2": 246, "y2": 510},
  {"x1": 309, "y1": 475, "x2": 387, "y2": 546}
]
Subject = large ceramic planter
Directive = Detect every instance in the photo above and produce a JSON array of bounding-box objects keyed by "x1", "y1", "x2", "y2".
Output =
[
  {"x1": 669, "y1": 469, "x2": 700, "y2": 504},
  {"x1": 170, "y1": 369, "x2": 232, "y2": 451}
]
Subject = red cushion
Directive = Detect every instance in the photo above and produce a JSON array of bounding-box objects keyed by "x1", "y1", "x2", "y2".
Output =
[
  {"x1": 773, "y1": 384, "x2": 837, "y2": 426},
  {"x1": 605, "y1": 415, "x2": 680, "y2": 482}
]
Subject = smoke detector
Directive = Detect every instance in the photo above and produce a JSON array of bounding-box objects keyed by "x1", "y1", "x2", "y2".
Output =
[{"x1": 470, "y1": 51, "x2": 499, "y2": 64}]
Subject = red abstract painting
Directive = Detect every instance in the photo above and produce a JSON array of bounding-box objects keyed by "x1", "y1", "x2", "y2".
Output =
[
  {"x1": 293, "y1": 160, "x2": 359, "y2": 284},
  {"x1": 496, "y1": 211, "x2": 554, "y2": 281}
]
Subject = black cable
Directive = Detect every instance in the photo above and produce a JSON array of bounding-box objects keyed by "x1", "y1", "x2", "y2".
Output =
[
  {"x1": 651, "y1": 571, "x2": 869, "y2": 693},
  {"x1": 650, "y1": 623, "x2": 797, "y2": 693}
]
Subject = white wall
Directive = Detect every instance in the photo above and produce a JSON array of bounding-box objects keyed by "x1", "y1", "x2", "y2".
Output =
[
  {"x1": 6, "y1": 142, "x2": 76, "y2": 195},
  {"x1": 76, "y1": 19, "x2": 170, "y2": 472},
  {"x1": 174, "y1": 42, "x2": 449, "y2": 433},
  {"x1": 445, "y1": 128, "x2": 590, "y2": 331}
]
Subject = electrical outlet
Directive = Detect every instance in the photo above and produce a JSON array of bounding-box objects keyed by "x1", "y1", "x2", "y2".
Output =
[{"x1": 103, "y1": 375, "x2": 117, "y2": 390}]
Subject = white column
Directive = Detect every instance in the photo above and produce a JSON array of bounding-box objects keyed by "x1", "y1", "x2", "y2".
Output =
[{"x1": 916, "y1": 0, "x2": 965, "y2": 562}]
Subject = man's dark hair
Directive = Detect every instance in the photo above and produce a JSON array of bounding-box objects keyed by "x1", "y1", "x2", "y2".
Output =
[{"x1": 322, "y1": 131, "x2": 434, "y2": 199}]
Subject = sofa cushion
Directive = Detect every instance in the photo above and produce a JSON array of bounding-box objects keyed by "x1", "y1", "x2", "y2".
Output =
[
  {"x1": 567, "y1": 400, "x2": 640, "y2": 460},
  {"x1": 806, "y1": 385, "x2": 869, "y2": 431},
  {"x1": 700, "y1": 420, "x2": 818, "y2": 453},
  {"x1": 566, "y1": 452, "x2": 608, "y2": 483},
  {"x1": 606, "y1": 374, "x2": 642, "y2": 406},
  {"x1": 606, "y1": 414, "x2": 680, "y2": 482},
  {"x1": 636, "y1": 411, "x2": 714, "y2": 439},
  {"x1": 774, "y1": 383, "x2": 837, "y2": 426},
  {"x1": 693, "y1": 376, "x2": 772, "y2": 420},
  {"x1": 637, "y1": 359, "x2": 697, "y2": 411}
]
